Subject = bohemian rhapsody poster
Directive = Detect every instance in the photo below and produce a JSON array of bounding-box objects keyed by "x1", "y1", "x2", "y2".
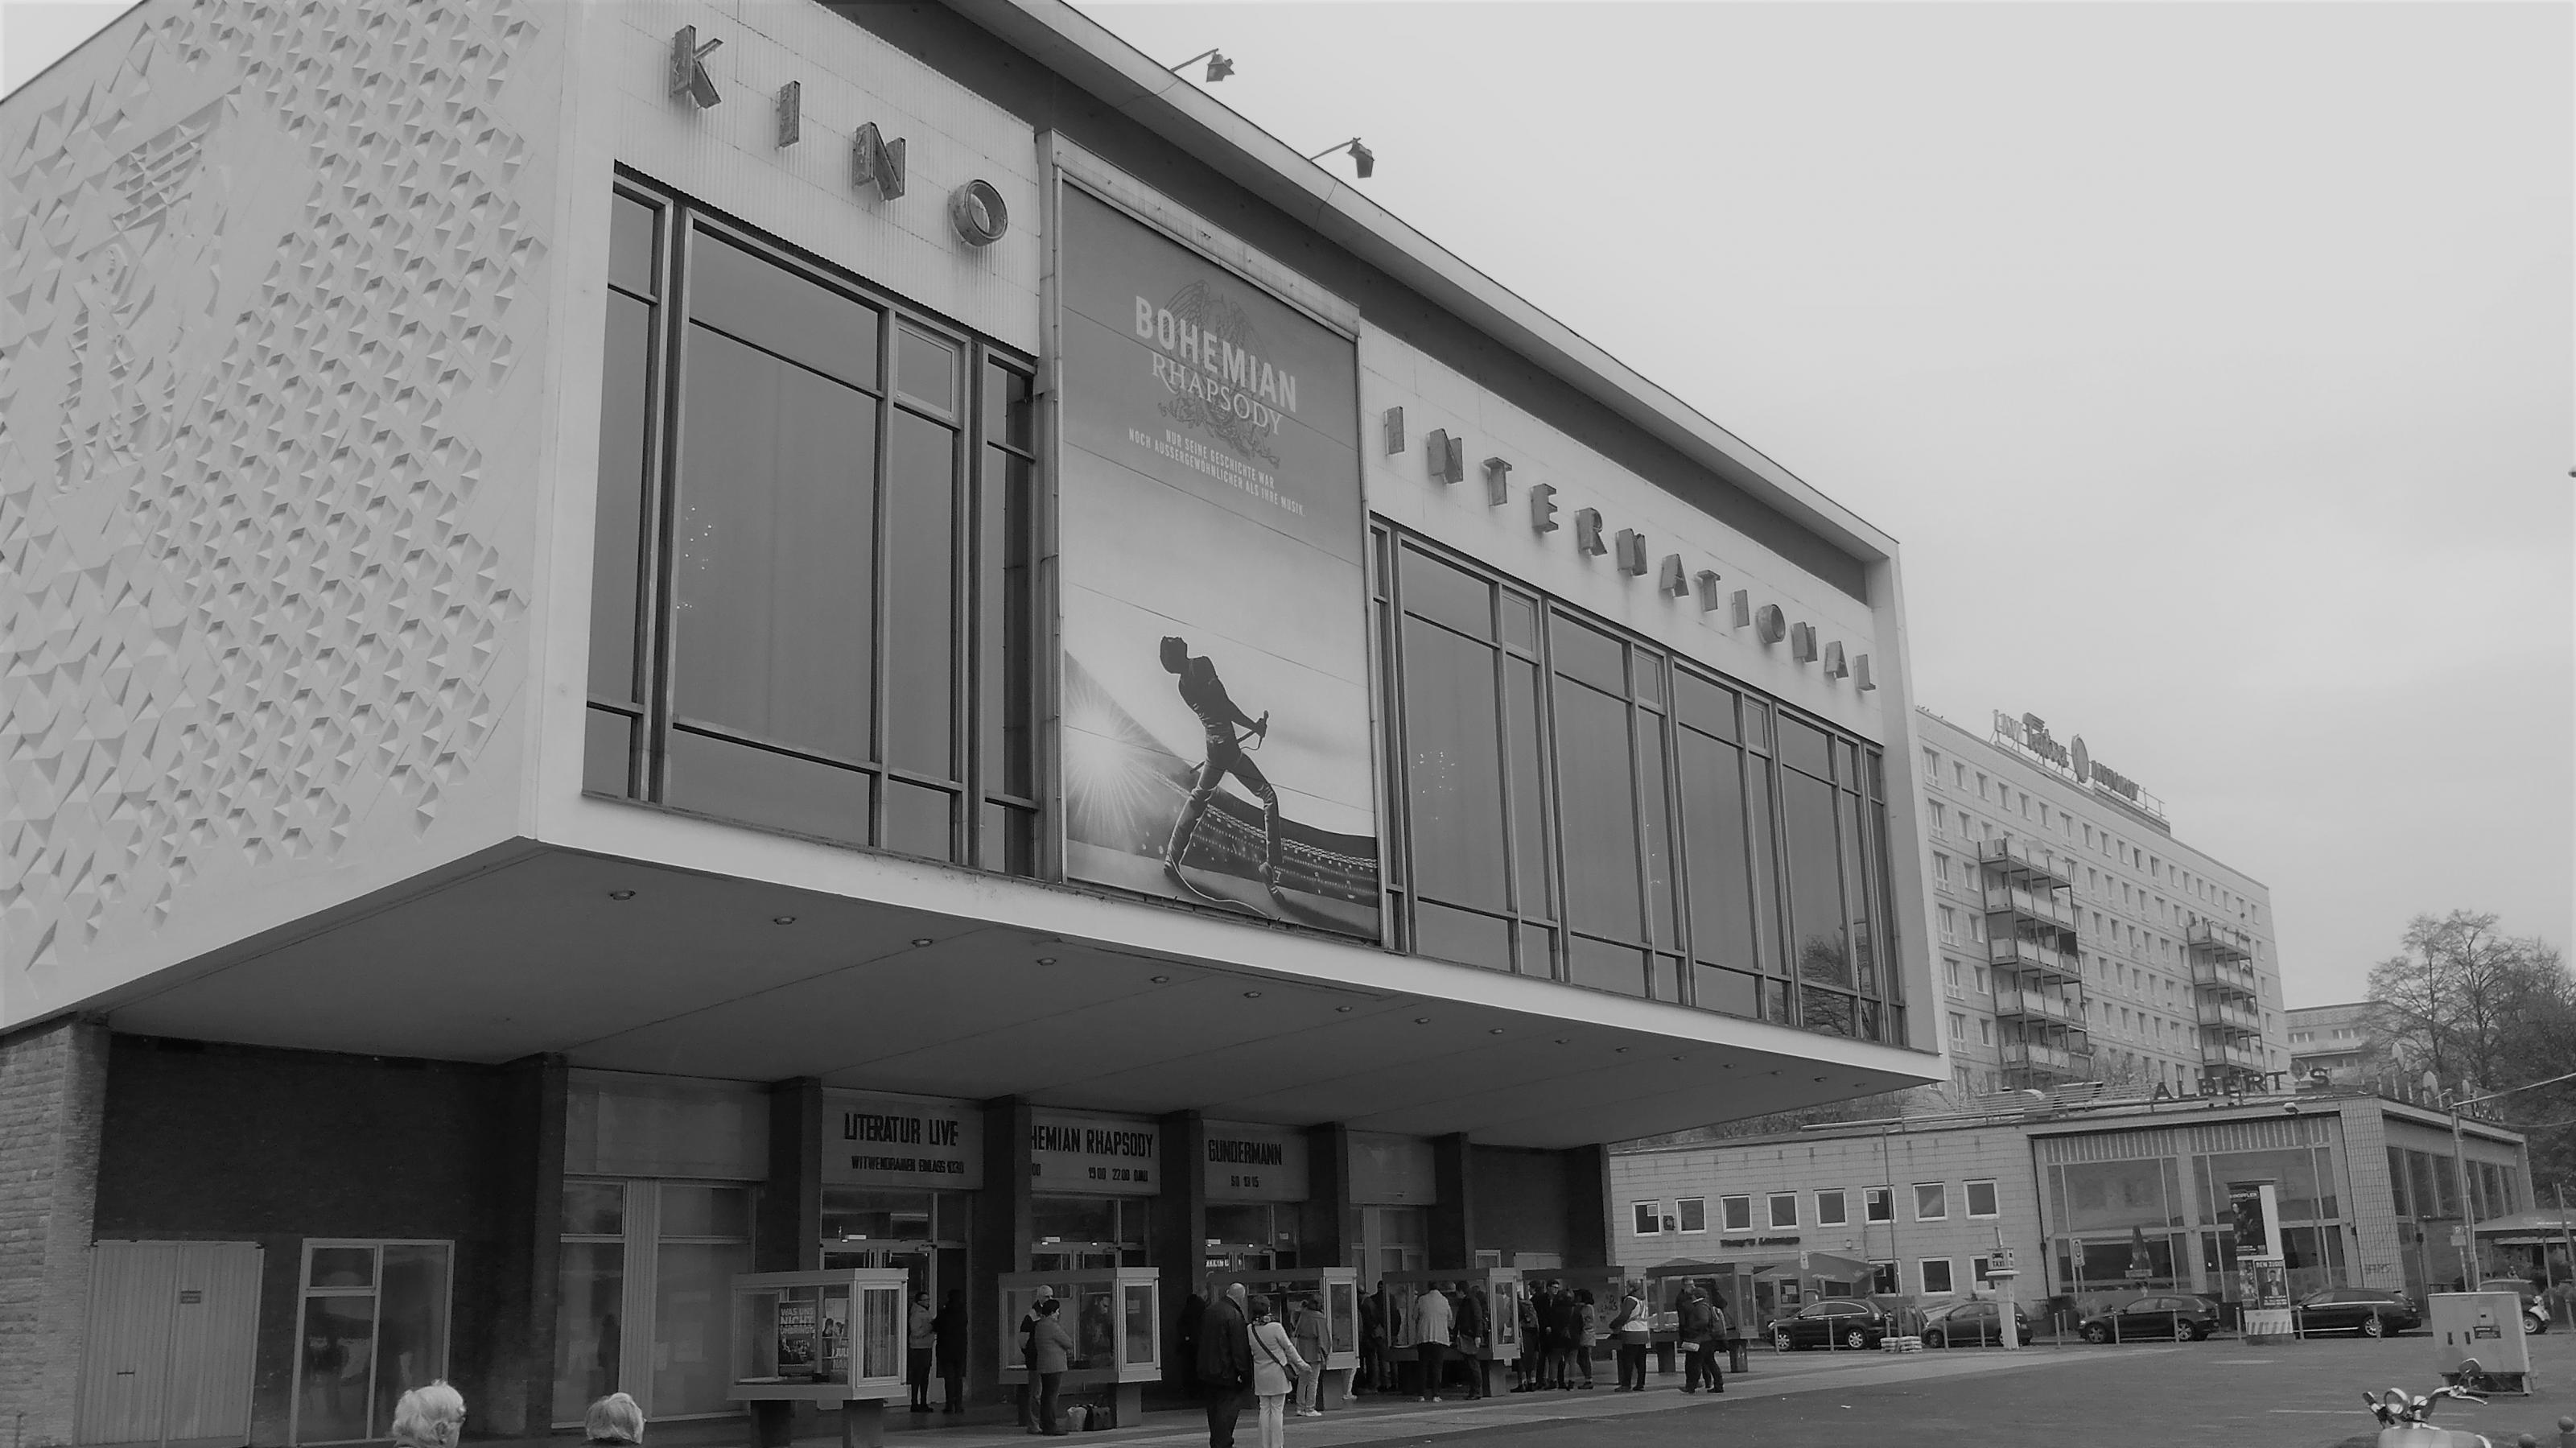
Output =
[{"x1": 1055, "y1": 184, "x2": 1379, "y2": 939}]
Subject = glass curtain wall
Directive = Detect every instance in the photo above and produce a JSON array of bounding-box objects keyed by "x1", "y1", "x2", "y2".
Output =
[
  {"x1": 1373, "y1": 526, "x2": 1900, "y2": 1043},
  {"x1": 292, "y1": 1242, "x2": 453, "y2": 1445},
  {"x1": 585, "y1": 179, "x2": 1037, "y2": 868},
  {"x1": 550, "y1": 1180, "x2": 756, "y2": 1425}
]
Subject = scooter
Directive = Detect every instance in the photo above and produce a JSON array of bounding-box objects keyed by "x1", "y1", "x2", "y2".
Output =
[{"x1": 2362, "y1": 1361, "x2": 2488, "y2": 1448}]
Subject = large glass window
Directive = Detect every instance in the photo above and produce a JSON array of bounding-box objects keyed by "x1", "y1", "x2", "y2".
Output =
[
  {"x1": 1372, "y1": 526, "x2": 1899, "y2": 1042},
  {"x1": 586, "y1": 180, "x2": 1036, "y2": 869},
  {"x1": 550, "y1": 1179, "x2": 755, "y2": 1425},
  {"x1": 292, "y1": 1242, "x2": 452, "y2": 1446}
]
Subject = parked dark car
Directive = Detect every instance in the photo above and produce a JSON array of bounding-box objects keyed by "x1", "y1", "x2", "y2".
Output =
[
  {"x1": 2075, "y1": 1294, "x2": 2219, "y2": 1343},
  {"x1": 2293, "y1": 1287, "x2": 2419, "y2": 1338},
  {"x1": 1770, "y1": 1297, "x2": 1890, "y2": 1351},
  {"x1": 1921, "y1": 1298, "x2": 2031, "y2": 1348}
]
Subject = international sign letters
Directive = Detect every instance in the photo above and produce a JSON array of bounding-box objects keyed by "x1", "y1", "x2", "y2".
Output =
[{"x1": 1056, "y1": 184, "x2": 1379, "y2": 939}]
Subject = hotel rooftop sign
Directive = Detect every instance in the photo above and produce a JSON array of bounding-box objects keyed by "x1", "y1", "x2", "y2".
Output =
[{"x1": 1992, "y1": 712, "x2": 2166, "y2": 823}]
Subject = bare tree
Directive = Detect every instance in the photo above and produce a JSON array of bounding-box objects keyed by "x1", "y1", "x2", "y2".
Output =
[{"x1": 2364, "y1": 912, "x2": 2549, "y2": 1094}]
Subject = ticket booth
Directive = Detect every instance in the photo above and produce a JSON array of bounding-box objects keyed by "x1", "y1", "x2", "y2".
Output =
[
  {"x1": 998, "y1": 1268, "x2": 1161, "y2": 1427},
  {"x1": 1205, "y1": 1266, "x2": 1360, "y2": 1404},
  {"x1": 728, "y1": 1269, "x2": 909, "y2": 1447},
  {"x1": 1380, "y1": 1268, "x2": 1523, "y2": 1397}
]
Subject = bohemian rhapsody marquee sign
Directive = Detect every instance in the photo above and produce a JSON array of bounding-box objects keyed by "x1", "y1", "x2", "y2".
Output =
[{"x1": 1054, "y1": 184, "x2": 1379, "y2": 939}]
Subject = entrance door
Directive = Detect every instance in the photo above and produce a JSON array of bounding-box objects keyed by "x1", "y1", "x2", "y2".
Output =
[
  {"x1": 821, "y1": 1242, "x2": 935, "y2": 1301},
  {"x1": 77, "y1": 1242, "x2": 262, "y2": 1448}
]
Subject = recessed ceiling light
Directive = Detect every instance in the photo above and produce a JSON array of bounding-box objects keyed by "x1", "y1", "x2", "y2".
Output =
[
  {"x1": 607, "y1": 889, "x2": 637, "y2": 901},
  {"x1": 1036, "y1": 957, "x2": 1057, "y2": 966},
  {"x1": 1414, "y1": 1017, "x2": 1432, "y2": 1025},
  {"x1": 1614, "y1": 1046, "x2": 1630, "y2": 1054},
  {"x1": 1553, "y1": 1038, "x2": 1569, "y2": 1046},
  {"x1": 911, "y1": 937, "x2": 934, "y2": 947},
  {"x1": 772, "y1": 915, "x2": 798, "y2": 925},
  {"x1": 1815, "y1": 1075, "x2": 1828, "y2": 1083},
  {"x1": 1671, "y1": 1055, "x2": 1684, "y2": 1062},
  {"x1": 1151, "y1": 975, "x2": 1172, "y2": 984},
  {"x1": 1335, "y1": 1005, "x2": 1355, "y2": 1013},
  {"x1": 1488, "y1": 1028, "x2": 1505, "y2": 1035},
  {"x1": 1243, "y1": 990, "x2": 1263, "y2": 999}
]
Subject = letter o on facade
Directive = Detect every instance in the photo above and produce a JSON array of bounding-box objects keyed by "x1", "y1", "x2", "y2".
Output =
[
  {"x1": 1754, "y1": 603, "x2": 1787, "y2": 644},
  {"x1": 949, "y1": 179, "x2": 1009, "y2": 246}
]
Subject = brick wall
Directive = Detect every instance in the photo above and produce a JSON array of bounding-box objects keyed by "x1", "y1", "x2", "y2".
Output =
[{"x1": 0, "y1": 1017, "x2": 109, "y2": 1445}]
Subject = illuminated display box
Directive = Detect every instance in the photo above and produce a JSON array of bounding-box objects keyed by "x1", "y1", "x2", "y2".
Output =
[
  {"x1": 998, "y1": 1268, "x2": 1162, "y2": 1387},
  {"x1": 728, "y1": 1269, "x2": 909, "y2": 1403},
  {"x1": 1380, "y1": 1268, "x2": 1524, "y2": 1363},
  {"x1": 1205, "y1": 1266, "x2": 1360, "y2": 1372}
]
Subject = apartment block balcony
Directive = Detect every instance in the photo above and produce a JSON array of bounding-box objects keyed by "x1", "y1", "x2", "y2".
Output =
[
  {"x1": 1988, "y1": 933, "x2": 2079, "y2": 985},
  {"x1": 1982, "y1": 883, "x2": 2079, "y2": 932},
  {"x1": 2186, "y1": 921, "x2": 2254, "y2": 963},
  {"x1": 1994, "y1": 985, "x2": 2083, "y2": 1028},
  {"x1": 2189, "y1": 955, "x2": 2260, "y2": 1000},
  {"x1": 2195, "y1": 996, "x2": 2262, "y2": 1038},
  {"x1": 2002, "y1": 1038, "x2": 2092, "y2": 1076},
  {"x1": 2202, "y1": 1038, "x2": 2266, "y2": 1073},
  {"x1": 1978, "y1": 837, "x2": 2072, "y2": 893}
]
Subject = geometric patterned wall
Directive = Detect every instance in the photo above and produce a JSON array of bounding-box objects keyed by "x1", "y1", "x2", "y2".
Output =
[{"x1": 0, "y1": 0, "x2": 546, "y2": 989}]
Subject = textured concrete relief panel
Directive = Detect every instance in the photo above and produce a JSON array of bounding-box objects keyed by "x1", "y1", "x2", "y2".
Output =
[{"x1": 0, "y1": 0, "x2": 548, "y2": 995}]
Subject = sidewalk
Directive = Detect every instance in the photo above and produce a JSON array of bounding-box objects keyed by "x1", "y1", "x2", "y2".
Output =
[{"x1": 839, "y1": 1345, "x2": 2125, "y2": 1448}]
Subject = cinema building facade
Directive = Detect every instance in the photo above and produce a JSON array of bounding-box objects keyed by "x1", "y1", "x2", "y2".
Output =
[{"x1": 0, "y1": 0, "x2": 1943, "y2": 1440}]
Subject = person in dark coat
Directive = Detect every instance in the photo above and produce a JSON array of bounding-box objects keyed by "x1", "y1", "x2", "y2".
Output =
[
  {"x1": 1197, "y1": 1281, "x2": 1253, "y2": 1448},
  {"x1": 1177, "y1": 1292, "x2": 1207, "y2": 1389},
  {"x1": 933, "y1": 1289, "x2": 969, "y2": 1413}
]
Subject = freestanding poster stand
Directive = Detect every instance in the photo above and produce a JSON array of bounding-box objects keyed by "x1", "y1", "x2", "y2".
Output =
[
  {"x1": 1205, "y1": 1267, "x2": 1361, "y2": 1406},
  {"x1": 728, "y1": 1269, "x2": 909, "y2": 1448},
  {"x1": 1379, "y1": 1269, "x2": 1523, "y2": 1397},
  {"x1": 998, "y1": 1268, "x2": 1162, "y2": 1429}
]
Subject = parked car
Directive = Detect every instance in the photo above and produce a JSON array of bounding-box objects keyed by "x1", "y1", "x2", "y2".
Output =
[
  {"x1": 2292, "y1": 1287, "x2": 2420, "y2": 1338},
  {"x1": 2075, "y1": 1294, "x2": 2219, "y2": 1343},
  {"x1": 1921, "y1": 1298, "x2": 2032, "y2": 1348},
  {"x1": 1769, "y1": 1297, "x2": 1891, "y2": 1351},
  {"x1": 2475, "y1": 1278, "x2": 2549, "y2": 1335}
]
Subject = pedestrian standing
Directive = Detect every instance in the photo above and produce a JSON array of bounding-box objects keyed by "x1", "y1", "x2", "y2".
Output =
[
  {"x1": 1610, "y1": 1285, "x2": 1652, "y2": 1391},
  {"x1": 1248, "y1": 1296, "x2": 1311, "y2": 1448},
  {"x1": 1027, "y1": 1297, "x2": 1073, "y2": 1437},
  {"x1": 905, "y1": 1289, "x2": 936, "y2": 1412},
  {"x1": 1290, "y1": 1293, "x2": 1329, "y2": 1417},
  {"x1": 1572, "y1": 1289, "x2": 1598, "y2": 1388},
  {"x1": 1453, "y1": 1285, "x2": 1486, "y2": 1399},
  {"x1": 1197, "y1": 1281, "x2": 1254, "y2": 1448},
  {"x1": 1513, "y1": 1285, "x2": 1544, "y2": 1391},
  {"x1": 1546, "y1": 1281, "x2": 1582, "y2": 1388},
  {"x1": 934, "y1": 1289, "x2": 968, "y2": 1413},
  {"x1": 1017, "y1": 1286, "x2": 1056, "y2": 1431},
  {"x1": 1359, "y1": 1284, "x2": 1390, "y2": 1393},
  {"x1": 1411, "y1": 1281, "x2": 1453, "y2": 1402},
  {"x1": 1677, "y1": 1285, "x2": 1715, "y2": 1393}
]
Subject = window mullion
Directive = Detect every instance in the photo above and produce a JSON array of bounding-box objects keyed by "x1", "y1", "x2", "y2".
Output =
[{"x1": 868, "y1": 320, "x2": 896, "y2": 848}]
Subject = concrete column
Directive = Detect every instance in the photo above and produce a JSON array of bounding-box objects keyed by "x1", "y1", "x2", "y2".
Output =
[
  {"x1": 0, "y1": 1016, "x2": 110, "y2": 1446},
  {"x1": 486, "y1": 1053, "x2": 568, "y2": 1436},
  {"x1": 755, "y1": 1079, "x2": 826, "y2": 1446},
  {"x1": 1562, "y1": 1145, "x2": 1609, "y2": 1269},
  {"x1": 1430, "y1": 1133, "x2": 1473, "y2": 1269},
  {"x1": 1303, "y1": 1124, "x2": 1354, "y2": 1269},
  {"x1": 973, "y1": 1098, "x2": 1034, "y2": 1402},
  {"x1": 1156, "y1": 1111, "x2": 1207, "y2": 1390}
]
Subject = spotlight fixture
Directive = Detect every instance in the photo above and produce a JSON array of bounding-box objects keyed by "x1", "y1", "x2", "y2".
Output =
[
  {"x1": 1167, "y1": 47, "x2": 1234, "y2": 83},
  {"x1": 1613, "y1": 1046, "x2": 1630, "y2": 1054},
  {"x1": 607, "y1": 889, "x2": 636, "y2": 901},
  {"x1": 1243, "y1": 990, "x2": 1263, "y2": 999},
  {"x1": 1306, "y1": 137, "x2": 1374, "y2": 179},
  {"x1": 1335, "y1": 1005, "x2": 1355, "y2": 1013},
  {"x1": 911, "y1": 937, "x2": 934, "y2": 947},
  {"x1": 772, "y1": 915, "x2": 798, "y2": 925},
  {"x1": 1553, "y1": 1038, "x2": 1569, "y2": 1046},
  {"x1": 1413, "y1": 1017, "x2": 1432, "y2": 1025},
  {"x1": 1036, "y1": 957, "x2": 1057, "y2": 966},
  {"x1": 1488, "y1": 1028, "x2": 1505, "y2": 1036},
  {"x1": 1151, "y1": 975, "x2": 1172, "y2": 984}
]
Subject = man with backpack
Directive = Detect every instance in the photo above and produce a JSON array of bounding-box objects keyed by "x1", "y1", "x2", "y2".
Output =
[{"x1": 1678, "y1": 1284, "x2": 1725, "y2": 1393}]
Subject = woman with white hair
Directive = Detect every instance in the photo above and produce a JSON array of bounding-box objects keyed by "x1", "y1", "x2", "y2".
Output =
[
  {"x1": 389, "y1": 1382, "x2": 465, "y2": 1448},
  {"x1": 583, "y1": 1392, "x2": 645, "y2": 1445}
]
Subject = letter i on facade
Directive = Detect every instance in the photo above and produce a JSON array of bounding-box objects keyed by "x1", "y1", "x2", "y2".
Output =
[
  {"x1": 1383, "y1": 406, "x2": 1406, "y2": 456},
  {"x1": 671, "y1": 27, "x2": 723, "y2": 109},
  {"x1": 776, "y1": 80, "x2": 802, "y2": 147},
  {"x1": 1482, "y1": 457, "x2": 1512, "y2": 506}
]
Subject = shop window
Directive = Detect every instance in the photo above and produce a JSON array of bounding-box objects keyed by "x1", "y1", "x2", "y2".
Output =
[
  {"x1": 1677, "y1": 1198, "x2": 1708, "y2": 1233},
  {"x1": 1869, "y1": 1261, "x2": 1898, "y2": 1294},
  {"x1": 552, "y1": 1180, "x2": 755, "y2": 1425},
  {"x1": 1720, "y1": 1195, "x2": 1752, "y2": 1231},
  {"x1": 1816, "y1": 1190, "x2": 1847, "y2": 1227},
  {"x1": 292, "y1": 1241, "x2": 453, "y2": 1445},
  {"x1": 1865, "y1": 1187, "x2": 1892, "y2": 1223},
  {"x1": 1914, "y1": 1183, "x2": 1947, "y2": 1222},
  {"x1": 584, "y1": 179, "x2": 1037, "y2": 869},
  {"x1": 1632, "y1": 1203, "x2": 1662, "y2": 1236},
  {"x1": 1919, "y1": 1259, "x2": 1955, "y2": 1295},
  {"x1": 1767, "y1": 1194, "x2": 1798, "y2": 1229}
]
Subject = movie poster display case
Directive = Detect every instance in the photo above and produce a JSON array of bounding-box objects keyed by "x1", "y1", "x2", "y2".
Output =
[
  {"x1": 727, "y1": 1268, "x2": 909, "y2": 1401},
  {"x1": 997, "y1": 1268, "x2": 1163, "y2": 1386},
  {"x1": 1379, "y1": 1268, "x2": 1525, "y2": 1362},
  {"x1": 1204, "y1": 1266, "x2": 1361, "y2": 1372}
]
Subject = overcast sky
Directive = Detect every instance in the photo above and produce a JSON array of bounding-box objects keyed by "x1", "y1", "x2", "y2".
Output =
[{"x1": 8, "y1": 2, "x2": 2569, "y2": 1009}]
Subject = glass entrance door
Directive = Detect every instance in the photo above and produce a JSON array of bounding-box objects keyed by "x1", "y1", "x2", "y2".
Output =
[{"x1": 291, "y1": 1241, "x2": 452, "y2": 1445}]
